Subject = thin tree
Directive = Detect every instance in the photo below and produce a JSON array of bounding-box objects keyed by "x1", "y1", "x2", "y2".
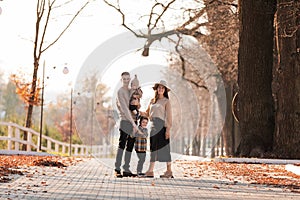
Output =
[{"x1": 22, "y1": 0, "x2": 91, "y2": 148}]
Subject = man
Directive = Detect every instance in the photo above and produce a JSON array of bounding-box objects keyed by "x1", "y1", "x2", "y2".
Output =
[{"x1": 114, "y1": 71, "x2": 138, "y2": 177}]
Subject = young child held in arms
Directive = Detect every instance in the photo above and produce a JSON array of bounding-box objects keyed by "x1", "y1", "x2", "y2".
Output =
[{"x1": 129, "y1": 74, "x2": 143, "y2": 137}]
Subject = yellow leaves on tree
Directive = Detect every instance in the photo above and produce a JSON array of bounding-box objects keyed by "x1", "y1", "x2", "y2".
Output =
[{"x1": 10, "y1": 74, "x2": 42, "y2": 106}]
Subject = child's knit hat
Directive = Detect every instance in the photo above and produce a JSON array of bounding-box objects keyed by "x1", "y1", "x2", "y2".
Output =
[{"x1": 131, "y1": 74, "x2": 140, "y2": 88}]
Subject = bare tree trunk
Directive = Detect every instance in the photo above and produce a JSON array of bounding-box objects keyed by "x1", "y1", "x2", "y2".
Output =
[
  {"x1": 222, "y1": 85, "x2": 234, "y2": 155},
  {"x1": 236, "y1": 0, "x2": 276, "y2": 157},
  {"x1": 273, "y1": 0, "x2": 300, "y2": 159},
  {"x1": 21, "y1": 0, "x2": 89, "y2": 150},
  {"x1": 201, "y1": 0, "x2": 239, "y2": 156},
  {"x1": 23, "y1": 60, "x2": 39, "y2": 150},
  {"x1": 192, "y1": 127, "x2": 201, "y2": 156}
]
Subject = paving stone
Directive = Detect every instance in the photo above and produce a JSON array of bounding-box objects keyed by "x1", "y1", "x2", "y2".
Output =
[{"x1": 0, "y1": 157, "x2": 299, "y2": 199}]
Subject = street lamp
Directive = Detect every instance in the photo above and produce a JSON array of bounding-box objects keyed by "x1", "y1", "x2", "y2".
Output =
[
  {"x1": 39, "y1": 64, "x2": 73, "y2": 153},
  {"x1": 69, "y1": 88, "x2": 73, "y2": 156},
  {"x1": 91, "y1": 97, "x2": 94, "y2": 154},
  {"x1": 63, "y1": 66, "x2": 73, "y2": 156},
  {"x1": 82, "y1": 91, "x2": 95, "y2": 155},
  {"x1": 63, "y1": 66, "x2": 69, "y2": 74},
  {"x1": 39, "y1": 61, "x2": 45, "y2": 151}
]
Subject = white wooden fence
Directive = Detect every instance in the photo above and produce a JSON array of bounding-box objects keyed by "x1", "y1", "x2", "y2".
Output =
[{"x1": 0, "y1": 122, "x2": 111, "y2": 157}]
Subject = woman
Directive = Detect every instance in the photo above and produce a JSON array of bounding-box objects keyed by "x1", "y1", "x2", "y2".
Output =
[{"x1": 143, "y1": 80, "x2": 173, "y2": 178}]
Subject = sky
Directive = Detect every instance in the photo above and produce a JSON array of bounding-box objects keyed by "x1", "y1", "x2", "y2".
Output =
[
  {"x1": 0, "y1": 1, "x2": 207, "y2": 105},
  {"x1": 0, "y1": 1, "x2": 224, "y2": 150},
  {"x1": 0, "y1": 0, "x2": 205, "y2": 113},
  {"x1": 0, "y1": 0, "x2": 169, "y2": 105}
]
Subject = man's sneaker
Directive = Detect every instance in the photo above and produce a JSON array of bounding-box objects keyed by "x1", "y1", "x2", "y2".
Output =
[
  {"x1": 114, "y1": 169, "x2": 123, "y2": 178},
  {"x1": 137, "y1": 172, "x2": 145, "y2": 177},
  {"x1": 123, "y1": 170, "x2": 137, "y2": 177}
]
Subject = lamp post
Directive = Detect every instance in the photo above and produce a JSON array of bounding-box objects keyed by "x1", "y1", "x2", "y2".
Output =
[
  {"x1": 83, "y1": 91, "x2": 95, "y2": 155},
  {"x1": 63, "y1": 66, "x2": 73, "y2": 156},
  {"x1": 69, "y1": 88, "x2": 73, "y2": 156},
  {"x1": 91, "y1": 97, "x2": 94, "y2": 155},
  {"x1": 39, "y1": 61, "x2": 45, "y2": 151}
]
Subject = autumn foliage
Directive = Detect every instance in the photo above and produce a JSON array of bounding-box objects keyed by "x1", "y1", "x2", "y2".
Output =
[
  {"x1": 0, "y1": 155, "x2": 80, "y2": 183},
  {"x1": 10, "y1": 74, "x2": 42, "y2": 106},
  {"x1": 176, "y1": 160, "x2": 300, "y2": 192}
]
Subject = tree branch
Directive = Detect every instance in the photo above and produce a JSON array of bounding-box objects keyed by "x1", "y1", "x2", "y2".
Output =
[
  {"x1": 38, "y1": 0, "x2": 55, "y2": 59},
  {"x1": 174, "y1": 34, "x2": 208, "y2": 91},
  {"x1": 42, "y1": 0, "x2": 90, "y2": 52},
  {"x1": 103, "y1": 0, "x2": 144, "y2": 38},
  {"x1": 149, "y1": 0, "x2": 176, "y2": 31},
  {"x1": 103, "y1": 0, "x2": 209, "y2": 56},
  {"x1": 34, "y1": 0, "x2": 45, "y2": 62}
]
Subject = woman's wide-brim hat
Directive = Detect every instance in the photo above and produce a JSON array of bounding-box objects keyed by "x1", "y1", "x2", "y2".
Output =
[{"x1": 152, "y1": 80, "x2": 171, "y2": 91}]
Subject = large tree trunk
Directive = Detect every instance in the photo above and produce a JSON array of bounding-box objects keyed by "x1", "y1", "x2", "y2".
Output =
[
  {"x1": 273, "y1": 0, "x2": 300, "y2": 159},
  {"x1": 236, "y1": 0, "x2": 276, "y2": 157}
]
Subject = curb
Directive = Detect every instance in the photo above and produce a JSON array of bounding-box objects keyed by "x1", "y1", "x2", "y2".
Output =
[
  {"x1": 214, "y1": 157, "x2": 300, "y2": 176},
  {"x1": 214, "y1": 157, "x2": 300, "y2": 165},
  {"x1": 0, "y1": 150, "x2": 55, "y2": 156}
]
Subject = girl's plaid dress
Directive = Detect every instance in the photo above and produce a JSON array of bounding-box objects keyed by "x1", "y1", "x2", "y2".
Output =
[{"x1": 135, "y1": 126, "x2": 148, "y2": 152}]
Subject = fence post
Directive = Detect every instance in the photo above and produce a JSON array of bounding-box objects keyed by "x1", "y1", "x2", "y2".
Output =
[
  {"x1": 15, "y1": 128, "x2": 20, "y2": 150},
  {"x1": 37, "y1": 134, "x2": 40, "y2": 151},
  {"x1": 74, "y1": 145, "x2": 78, "y2": 156},
  {"x1": 0, "y1": 123, "x2": 111, "y2": 157},
  {"x1": 47, "y1": 140, "x2": 51, "y2": 152},
  {"x1": 27, "y1": 132, "x2": 32, "y2": 151},
  {"x1": 55, "y1": 143, "x2": 59, "y2": 153},
  {"x1": 7, "y1": 126, "x2": 12, "y2": 150},
  {"x1": 62, "y1": 145, "x2": 66, "y2": 155}
]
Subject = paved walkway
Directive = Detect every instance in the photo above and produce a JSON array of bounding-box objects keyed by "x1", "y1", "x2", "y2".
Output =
[{"x1": 1, "y1": 155, "x2": 300, "y2": 200}]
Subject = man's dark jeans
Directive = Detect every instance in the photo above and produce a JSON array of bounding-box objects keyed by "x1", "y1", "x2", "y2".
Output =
[{"x1": 115, "y1": 120, "x2": 135, "y2": 171}]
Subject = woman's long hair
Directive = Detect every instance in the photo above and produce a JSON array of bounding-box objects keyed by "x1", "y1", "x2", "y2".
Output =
[{"x1": 152, "y1": 86, "x2": 169, "y2": 104}]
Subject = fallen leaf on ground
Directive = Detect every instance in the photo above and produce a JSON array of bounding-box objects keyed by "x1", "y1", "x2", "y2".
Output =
[
  {"x1": 0, "y1": 155, "x2": 82, "y2": 183},
  {"x1": 175, "y1": 160, "x2": 300, "y2": 192}
]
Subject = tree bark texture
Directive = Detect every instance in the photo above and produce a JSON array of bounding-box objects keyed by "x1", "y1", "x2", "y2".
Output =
[
  {"x1": 222, "y1": 84, "x2": 239, "y2": 156},
  {"x1": 236, "y1": 0, "x2": 276, "y2": 157},
  {"x1": 273, "y1": 0, "x2": 300, "y2": 158},
  {"x1": 23, "y1": 60, "x2": 39, "y2": 150}
]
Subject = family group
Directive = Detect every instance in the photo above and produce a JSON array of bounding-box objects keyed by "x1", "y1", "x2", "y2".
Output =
[{"x1": 114, "y1": 72, "x2": 173, "y2": 178}]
